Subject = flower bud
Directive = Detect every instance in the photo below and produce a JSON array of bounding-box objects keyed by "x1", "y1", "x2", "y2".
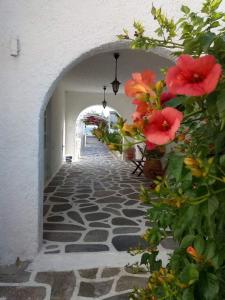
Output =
[
  {"x1": 184, "y1": 157, "x2": 197, "y2": 167},
  {"x1": 186, "y1": 246, "x2": 198, "y2": 257},
  {"x1": 155, "y1": 80, "x2": 164, "y2": 92}
]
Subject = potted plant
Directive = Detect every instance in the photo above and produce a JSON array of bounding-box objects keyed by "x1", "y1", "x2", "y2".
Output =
[{"x1": 143, "y1": 146, "x2": 165, "y2": 179}]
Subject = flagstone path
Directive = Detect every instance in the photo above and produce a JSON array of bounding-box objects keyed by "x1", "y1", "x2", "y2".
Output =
[{"x1": 0, "y1": 137, "x2": 174, "y2": 299}]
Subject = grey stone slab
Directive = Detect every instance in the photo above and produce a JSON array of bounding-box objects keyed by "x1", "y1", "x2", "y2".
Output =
[
  {"x1": 116, "y1": 276, "x2": 148, "y2": 292},
  {"x1": 46, "y1": 245, "x2": 58, "y2": 249},
  {"x1": 43, "y1": 205, "x2": 50, "y2": 216},
  {"x1": 112, "y1": 235, "x2": 148, "y2": 251},
  {"x1": 96, "y1": 196, "x2": 126, "y2": 204},
  {"x1": 54, "y1": 192, "x2": 74, "y2": 197},
  {"x1": 52, "y1": 204, "x2": 72, "y2": 212},
  {"x1": 45, "y1": 250, "x2": 60, "y2": 254},
  {"x1": 84, "y1": 230, "x2": 108, "y2": 242},
  {"x1": 47, "y1": 216, "x2": 64, "y2": 222},
  {"x1": 122, "y1": 209, "x2": 145, "y2": 218},
  {"x1": 113, "y1": 227, "x2": 140, "y2": 234},
  {"x1": 78, "y1": 280, "x2": 113, "y2": 298},
  {"x1": 124, "y1": 200, "x2": 138, "y2": 206},
  {"x1": 79, "y1": 268, "x2": 98, "y2": 279},
  {"x1": 103, "y1": 293, "x2": 130, "y2": 300},
  {"x1": 106, "y1": 204, "x2": 122, "y2": 209},
  {"x1": 75, "y1": 199, "x2": 90, "y2": 203},
  {"x1": 0, "y1": 286, "x2": 46, "y2": 299},
  {"x1": 80, "y1": 205, "x2": 99, "y2": 213},
  {"x1": 44, "y1": 232, "x2": 81, "y2": 242},
  {"x1": 93, "y1": 191, "x2": 115, "y2": 198},
  {"x1": 0, "y1": 261, "x2": 31, "y2": 283},
  {"x1": 57, "y1": 189, "x2": 75, "y2": 193},
  {"x1": 49, "y1": 181, "x2": 63, "y2": 186},
  {"x1": 118, "y1": 189, "x2": 134, "y2": 195},
  {"x1": 67, "y1": 211, "x2": 84, "y2": 225},
  {"x1": 79, "y1": 203, "x2": 92, "y2": 207},
  {"x1": 44, "y1": 186, "x2": 57, "y2": 193},
  {"x1": 85, "y1": 212, "x2": 110, "y2": 221},
  {"x1": 127, "y1": 193, "x2": 140, "y2": 200},
  {"x1": 43, "y1": 223, "x2": 85, "y2": 231},
  {"x1": 103, "y1": 208, "x2": 121, "y2": 216},
  {"x1": 112, "y1": 218, "x2": 138, "y2": 226},
  {"x1": 160, "y1": 238, "x2": 178, "y2": 250},
  {"x1": 102, "y1": 268, "x2": 120, "y2": 278},
  {"x1": 35, "y1": 271, "x2": 75, "y2": 300},
  {"x1": 65, "y1": 244, "x2": 109, "y2": 252},
  {"x1": 76, "y1": 189, "x2": 92, "y2": 194},
  {"x1": 89, "y1": 222, "x2": 111, "y2": 228},
  {"x1": 49, "y1": 197, "x2": 69, "y2": 203},
  {"x1": 73, "y1": 194, "x2": 90, "y2": 199}
]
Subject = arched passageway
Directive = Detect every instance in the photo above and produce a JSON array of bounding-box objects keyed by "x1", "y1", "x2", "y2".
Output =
[
  {"x1": 40, "y1": 44, "x2": 174, "y2": 267},
  {"x1": 74, "y1": 105, "x2": 120, "y2": 161}
]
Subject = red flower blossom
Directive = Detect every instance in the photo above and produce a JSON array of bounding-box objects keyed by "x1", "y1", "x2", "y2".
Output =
[
  {"x1": 146, "y1": 141, "x2": 156, "y2": 150},
  {"x1": 125, "y1": 70, "x2": 156, "y2": 98},
  {"x1": 144, "y1": 107, "x2": 183, "y2": 145},
  {"x1": 166, "y1": 54, "x2": 222, "y2": 96},
  {"x1": 132, "y1": 99, "x2": 152, "y2": 122},
  {"x1": 160, "y1": 92, "x2": 176, "y2": 104}
]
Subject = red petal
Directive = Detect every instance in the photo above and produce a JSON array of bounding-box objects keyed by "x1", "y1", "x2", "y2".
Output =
[
  {"x1": 202, "y1": 63, "x2": 222, "y2": 94},
  {"x1": 141, "y1": 70, "x2": 156, "y2": 85},
  {"x1": 162, "y1": 107, "x2": 183, "y2": 124},
  {"x1": 146, "y1": 141, "x2": 156, "y2": 150}
]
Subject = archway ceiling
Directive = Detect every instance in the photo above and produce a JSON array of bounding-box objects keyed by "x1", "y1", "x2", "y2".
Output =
[{"x1": 62, "y1": 48, "x2": 172, "y2": 94}]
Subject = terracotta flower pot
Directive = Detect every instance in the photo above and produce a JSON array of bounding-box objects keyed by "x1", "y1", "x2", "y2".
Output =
[{"x1": 143, "y1": 158, "x2": 164, "y2": 179}]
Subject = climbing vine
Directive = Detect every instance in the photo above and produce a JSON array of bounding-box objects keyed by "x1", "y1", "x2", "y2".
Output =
[{"x1": 114, "y1": 1, "x2": 225, "y2": 299}]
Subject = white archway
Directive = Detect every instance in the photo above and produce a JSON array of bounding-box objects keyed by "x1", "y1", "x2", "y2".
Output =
[{"x1": 73, "y1": 105, "x2": 121, "y2": 161}]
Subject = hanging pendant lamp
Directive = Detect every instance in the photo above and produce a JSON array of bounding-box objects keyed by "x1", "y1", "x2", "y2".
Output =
[
  {"x1": 102, "y1": 86, "x2": 107, "y2": 109},
  {"x1": 111, "y1": 53, "x2": 121, "y2": 95}
]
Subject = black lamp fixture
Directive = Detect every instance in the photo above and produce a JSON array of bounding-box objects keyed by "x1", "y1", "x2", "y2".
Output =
[
  {"x1": 111, "y1": 53, "x2": 121, "y2": 95},
  {"x1": 102, "y1": 86, "x2": 107, "y2": 109}
]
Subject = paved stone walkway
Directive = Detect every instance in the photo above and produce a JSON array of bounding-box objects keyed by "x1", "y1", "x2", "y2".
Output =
[
  {"x1": 43, "y1": 137, "x2": 150, "y2": 254},
  {"x1": 0, "y1": 137, "x2": 174, "y2": 299}
]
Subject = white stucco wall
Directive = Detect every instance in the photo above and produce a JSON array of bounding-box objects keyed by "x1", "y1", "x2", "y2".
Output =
[
  {"x1": 65, "y1": 91, "x2": 134, "y2": 158},
  {"x1": 0, "y1": 0, "x2": 221, "y2": 264},
  {"x1": 44, "y1": 85, "x2": 65, "y2": 183}
]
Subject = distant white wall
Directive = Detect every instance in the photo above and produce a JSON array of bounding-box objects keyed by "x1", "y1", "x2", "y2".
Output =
[
  {"x1": 44, "y1": 85, "x2": 65, "y2": 183},
  {"x1": 65, "y1": 91, "x2": 134, "y2": 158}
]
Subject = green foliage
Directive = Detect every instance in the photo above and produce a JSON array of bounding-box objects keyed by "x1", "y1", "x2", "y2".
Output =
[{"x1": 118, "y1": 0, "x2": 225, "y2": 299}]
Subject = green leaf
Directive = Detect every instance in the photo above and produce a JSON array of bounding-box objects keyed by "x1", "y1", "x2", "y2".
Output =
[
  {"x1": 211, "y1": 0, "x2": 223, "y2": 11},
  {"x1": 182, "y1": 170, "x2": 193, "y2": 190},
  {"x1": 198, "y1": 32, "x2": 216, "y2": 51},
  {"x1": 199, "y1": 272, "x2": 219, "y2": 300},
  {"x1": 181, "y1": 234, "x2": 195, "y2": 249},
  {"x1": 165, "y1": 96, "x2": 186, "y2": 107},
  {"x1": 206, "y1": 92, "x2": 218, "y2": 115},
  {"x1": 204, "y1": 241, "x2": 216, "y2": 260},
  {"x1": 181, "y1": 5, "x2": 190, "y2": 14},
  {"x1": 167, "y1": 154, "x2": 184, "y2": 182},
  {"x1": 194, "y1": 236, "x2": 205, "y2": 255},
  {"x1": 210, "y1": 21, "x2": 220, "y2": 28},
  {"x1": 182, "y1": 288, "x2": 195, "y2": 300},
  {"x1": 215, "y1": 131, "x2": 225, "y2": 154},
  {"x1": 216, "y1": 89, "x2": 225, "y2": 114},
  {"x1": 219, "y1": 154, "x2": 225, "y2": 167},
  {"x1": 208, "y1": 196, "x2": 219, "y2": 217},
  {"x1": 180, "y1": 263, "x2": 199, "y2": 285}
]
